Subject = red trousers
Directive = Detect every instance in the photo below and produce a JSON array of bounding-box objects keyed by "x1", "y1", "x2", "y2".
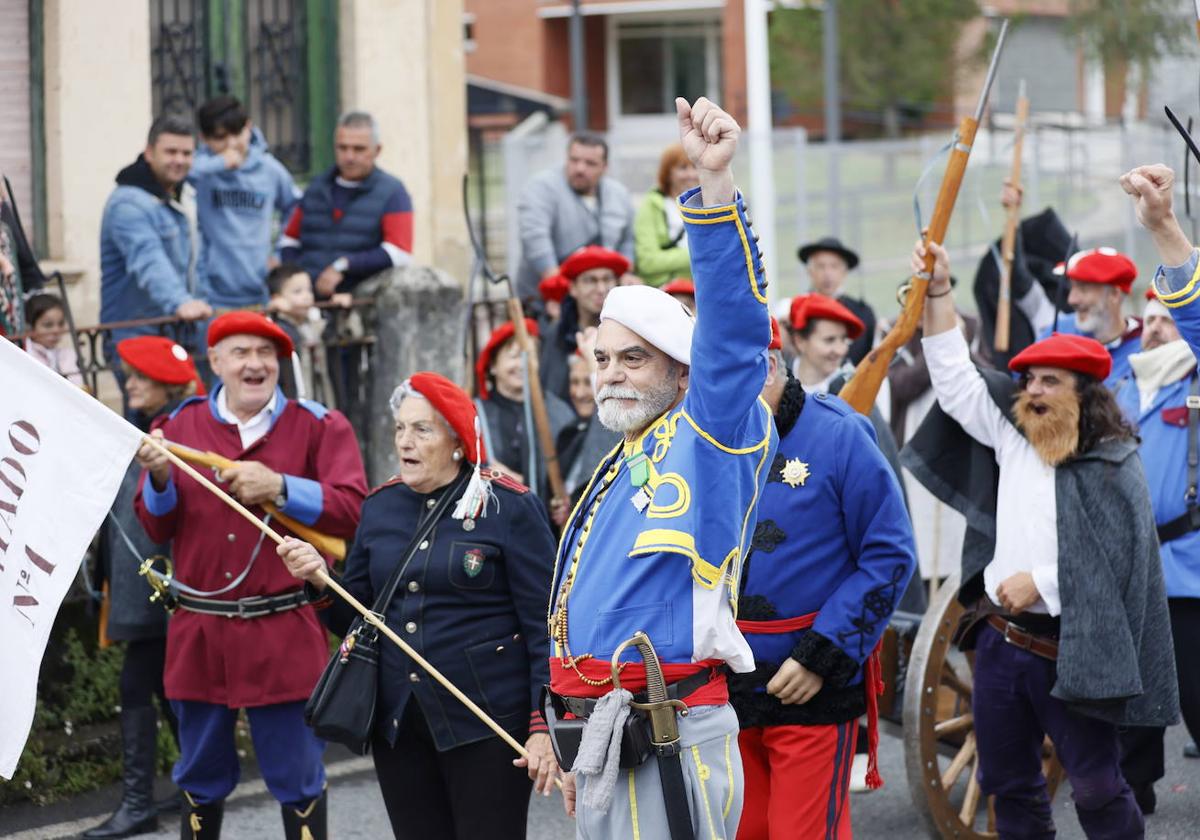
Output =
[{"x1": 737, "y1": 721, "x2": 857, "y2": 840}]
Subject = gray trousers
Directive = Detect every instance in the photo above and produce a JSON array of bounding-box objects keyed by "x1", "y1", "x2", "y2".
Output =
[{"x1": 576, "y1": 703, "x2": 743, "y2": 839}]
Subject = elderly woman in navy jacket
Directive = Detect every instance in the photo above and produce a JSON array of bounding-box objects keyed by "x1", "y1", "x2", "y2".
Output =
[{"x1": 279, "y1": 372, "x2": 559, "y2": 840}]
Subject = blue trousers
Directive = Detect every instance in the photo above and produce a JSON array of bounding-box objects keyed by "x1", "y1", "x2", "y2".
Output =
[
  {"x1": 170, "y1": 699, "x2": 325, "y2": 808},
  {"x1": 973, "y1": 623, "x2": 1144, "y2": 839}
]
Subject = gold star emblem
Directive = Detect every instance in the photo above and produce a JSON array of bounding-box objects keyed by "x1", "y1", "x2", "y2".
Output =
[{"x1": 780, "y1": 458, "x2": 810, "y2": 488}]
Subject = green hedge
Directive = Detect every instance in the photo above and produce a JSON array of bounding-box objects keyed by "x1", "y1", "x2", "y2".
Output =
[{"x1": 0, "y1": 606, "x2": 178, "y2": 807}]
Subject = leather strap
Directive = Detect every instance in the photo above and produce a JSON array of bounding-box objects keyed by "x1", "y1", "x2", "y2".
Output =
[
  {"x1": 1158, "y1": 374, "x2": 1200, "y2": 544},
  {"x1": 553, "y1": 668, "x2": 717, "y2": 719},
  {"x1": 986, "y1": 615, "x2": 1059, "y2": 661},
  {"x1": 176, "y1": 590, "x2": 309, "y2": 619}
]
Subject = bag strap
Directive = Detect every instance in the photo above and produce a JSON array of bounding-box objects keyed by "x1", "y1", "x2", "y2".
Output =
[
  {"x1": 1157, "y1": 373, "x2": 1200, "y2": 544},
  {"x1": 368, "y1": 468, "x2": 470, "y2": 615}
]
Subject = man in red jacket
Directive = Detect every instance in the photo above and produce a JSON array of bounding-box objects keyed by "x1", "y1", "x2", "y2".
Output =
[{"x1": 134, "y1": 311, "x2": 367, "y2": 840}]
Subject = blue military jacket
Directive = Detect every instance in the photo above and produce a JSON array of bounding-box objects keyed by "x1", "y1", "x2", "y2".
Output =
[
  {"x1": 320, "y1": 468, "x2": 557, "y2": 750},
  {"x1": 1115, "y1": 362, "x2": 1200, "y2": 599},
  {"x1": 732, "y1": 385, "x2": 916, "y2": 727},
  {"x1": 550, "y1": 189, "x2": 776, "y2": 681}
]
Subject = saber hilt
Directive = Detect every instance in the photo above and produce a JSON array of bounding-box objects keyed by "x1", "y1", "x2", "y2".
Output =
[{"x1": 611, "y1": 631, "x2": 689, "y2": 748}]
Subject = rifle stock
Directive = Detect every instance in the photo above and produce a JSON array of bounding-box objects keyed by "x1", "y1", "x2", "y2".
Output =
[
  {"x1": 505, "y1": 299, "x2": 568, "y2": 506},
  {"x1": 165, "y1": 443, "x2": 347, "y2": 560},
  {"x1": 995, "y1": 87, "x2": 1029, "y2": 352},
  {"x1": 840, "y1": 115, "x2": 982, "y2": 415}
]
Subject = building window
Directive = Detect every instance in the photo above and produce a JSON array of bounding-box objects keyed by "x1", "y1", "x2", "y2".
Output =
[{"x1": 614, "y1": 19, "x2": 721, "y2": 117}]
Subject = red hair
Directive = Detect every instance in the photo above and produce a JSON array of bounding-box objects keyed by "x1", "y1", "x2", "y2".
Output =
[{"x1": 656, "y1": 144, "x2": 690, "y2": 195}]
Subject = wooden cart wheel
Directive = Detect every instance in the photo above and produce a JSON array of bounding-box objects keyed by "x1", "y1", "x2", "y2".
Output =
[{"x1": 903, "y1": 571, "x2": 1065, "y2": 839}]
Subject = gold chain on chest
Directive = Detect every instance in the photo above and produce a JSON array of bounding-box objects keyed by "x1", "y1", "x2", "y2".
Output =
[{"x1": 550, "y1": 460, "x2": 627, "y2": 686}]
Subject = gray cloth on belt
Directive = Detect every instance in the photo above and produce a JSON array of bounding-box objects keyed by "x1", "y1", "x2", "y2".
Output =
[{"x1": 574, "y1": 688, "x2": 632, "y2": 813}]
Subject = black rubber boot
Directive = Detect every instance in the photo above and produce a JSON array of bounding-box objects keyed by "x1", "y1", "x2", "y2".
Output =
[
  {"x1": 180, "y1": 793, "x2": 224, "y2": 840},
  {"x1": 82, "y1": 707, "x2": 160, "y2": 839},
  {"x1": 281, "y1": 789, "x2": 327, "y2": 840}
]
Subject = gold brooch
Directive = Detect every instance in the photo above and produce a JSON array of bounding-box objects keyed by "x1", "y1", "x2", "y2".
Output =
[{"x1": 780, "y1": 458, "x2": 810, "y2": 488}]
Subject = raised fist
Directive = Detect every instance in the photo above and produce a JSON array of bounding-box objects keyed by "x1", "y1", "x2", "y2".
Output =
[{"x1": 676, "y1": 97, "x2": 740, "y2": 174}]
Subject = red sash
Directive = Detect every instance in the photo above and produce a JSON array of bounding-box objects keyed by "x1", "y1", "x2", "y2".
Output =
[
  {"x1": 736, "y1": 611, "x2": 885, "y2": 790},
  {"x1": 549, "y1": 657, "x2": 729, "y2": 707}
]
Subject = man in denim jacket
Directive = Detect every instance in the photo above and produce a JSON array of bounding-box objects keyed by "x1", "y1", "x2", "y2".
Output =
[{"x1": 100, "y1": 113, "x2": 212, "y2": 350}]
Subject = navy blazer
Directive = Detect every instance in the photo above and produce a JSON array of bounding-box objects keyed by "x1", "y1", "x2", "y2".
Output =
[{"x1": 319, "y1": 468, "x2": 556, "y2": 750}]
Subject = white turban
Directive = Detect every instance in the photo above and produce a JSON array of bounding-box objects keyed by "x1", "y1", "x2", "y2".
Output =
[{"x1": 599, "y1": 285, "x2": 695, "y2": 366}]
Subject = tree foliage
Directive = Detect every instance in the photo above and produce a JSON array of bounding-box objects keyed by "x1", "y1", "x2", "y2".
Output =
[
  {"x1": 1067, "y1": 0, "x2": 1191, "y2": 77},
  {"x1": 769, "y1": 0, "x2": 980, "y2": 137}
]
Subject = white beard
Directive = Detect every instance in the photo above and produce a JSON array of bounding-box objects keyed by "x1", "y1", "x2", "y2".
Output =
[{"x1": 596, "y1": 376, "x2": 679, "y2": 434}]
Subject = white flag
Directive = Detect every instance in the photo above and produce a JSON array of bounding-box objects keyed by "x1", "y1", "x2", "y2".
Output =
[{"x1": 0, "y1": 336, "x2": 142, "y2": 779}]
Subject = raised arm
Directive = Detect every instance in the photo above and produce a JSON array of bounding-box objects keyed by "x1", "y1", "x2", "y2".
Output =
[
  {"x1": 919, "y1": 240, "x2": 1010, "y2": 449},
  {"x1": 1122, "y1": 164, "x2": 1200, "y2": 358},
  {"x1": 675, "y1": 97, "x2": 771, "y2": 444}
]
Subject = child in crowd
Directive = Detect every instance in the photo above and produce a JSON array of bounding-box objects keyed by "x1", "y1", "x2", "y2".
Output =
[
  {"x1": 24, "y1": 293, "x2": 83, "y2": 386},
  {"x1": 266, "y1": 263, "x2": 339, "y2": 405}
]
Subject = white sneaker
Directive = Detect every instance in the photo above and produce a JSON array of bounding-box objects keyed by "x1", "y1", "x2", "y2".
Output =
[{"x1": 848, "y1": 753, "x2": 873, "y2": 793}]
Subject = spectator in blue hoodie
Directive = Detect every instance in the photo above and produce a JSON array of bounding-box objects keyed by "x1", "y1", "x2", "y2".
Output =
[
  {"x1": 100, "y1": 113, "x2": 212, "y2": 351},
  {"x1": 190, "y1": 96, "x2": 300, "y2": 310}
]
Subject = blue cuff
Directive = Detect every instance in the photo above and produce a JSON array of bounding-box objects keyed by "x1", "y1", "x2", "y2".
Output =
[
  {"x1": 280, "y1": 475, "x2": 323, "y2": 526},
  {"x1": 678, "y1": 186, "x2": 744, "y2": 211},
  {"x1": 1154, "y1": 249, "x2": 1200, "y2": 296},
  {"x1": 143, "y1": 474, "x2": 178, "y2": 516}
]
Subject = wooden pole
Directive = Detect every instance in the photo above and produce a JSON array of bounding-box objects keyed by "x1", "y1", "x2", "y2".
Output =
[
  {"x1": 505, "y1": 300, "x2": 568, "y2": 508},
  {"x1": 994, "y1": 82, "x2": 1029, "y2": 353},
  {"x1": 143, "y1": 434, "x2": 553, "y2": 776}
]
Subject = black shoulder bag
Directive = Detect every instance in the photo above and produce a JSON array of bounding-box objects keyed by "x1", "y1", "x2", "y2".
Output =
[{"x1": 305, "y1": 470, "x2": 468, "y2": 754}]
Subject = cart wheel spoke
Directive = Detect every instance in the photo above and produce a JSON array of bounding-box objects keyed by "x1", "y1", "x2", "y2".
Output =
[
  {"x1": 934, "y1": 712, "x2": 974, "y2": 739},
  {"x1": 959, "y1": 754, "x2": 982, "y2": 825},
  {"x1": 940, "y1": 732, "x2": 976, "y2": 790}
]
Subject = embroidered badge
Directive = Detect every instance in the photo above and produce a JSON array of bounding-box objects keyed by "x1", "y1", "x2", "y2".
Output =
[
  {"x1": 780, "y1": 458, "x2": 810, "y2": 488},
  {"x1": 631, "y1": 487, "x2": 652, "y2": 513},
  {"x1": 462, "y1": 549, "x2": 485, "y2": 578}
]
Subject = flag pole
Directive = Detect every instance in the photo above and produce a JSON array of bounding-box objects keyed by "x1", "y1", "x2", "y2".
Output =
[{"x1": 141, "y1": 434, "x2": 553, "y2": 779}]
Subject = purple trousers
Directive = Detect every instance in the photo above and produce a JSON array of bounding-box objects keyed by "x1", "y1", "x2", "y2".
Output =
[{"x1": 972, "y1": 623, "x2": 1144, "y2": 839}]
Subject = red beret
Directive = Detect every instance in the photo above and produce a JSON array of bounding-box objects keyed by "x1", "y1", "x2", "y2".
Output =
[
  {"x1": 1064, "y1": 248, "x2": 1137, "y2": 294},
  {"x1": 206, "y1": 311, "x2": 294, "y2": 357},
  {"x1": 789, "y1": 293, "x2": 865, "y2": 340},
  {"x1": 475, "y1": 319, "x2": 539, "y2": 400},
  {"x1": 662, "y1": 278, "x2": 695, "y2": 298},
  {"x1": 769, "y1": 317, "x2": 783, "y2": 351},
  {"x1": 538, "y1": 273, "x2": 570, "y2": 303},
  {"x1": 1009, "y1": 333, "x2": 1112, "y2": 382},
  {"x1": 1145, "y1": 286, "x2": 1157, "y2": 301},
  {"x1": 116, "y1": 336, "x2": 206, "y2": 396},
  {"x1": 406, "y1": 372, "x2": 487, "y2": 465},
  {"x1": 560, "y1": 246, "x2": 630, "y2": 281}
]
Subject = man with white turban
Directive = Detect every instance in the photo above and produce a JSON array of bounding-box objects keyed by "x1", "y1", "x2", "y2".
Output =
[{"x1": 544, "y1": 96, "x2": 776, "y2": 838}]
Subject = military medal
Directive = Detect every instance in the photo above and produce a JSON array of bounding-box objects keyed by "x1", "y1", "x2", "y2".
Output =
[
  {"x1": 780, "y1": 458, "x2": 810, "y2": 488},
  {"x1": 462, "y1": 518, "x2": 476, "y2": 532},
  {"x1": 462, "y1": 549, "x2": 485, "y2": 578},
  {"x1": 631, "y1": 487, "x2": 652, "y2": 512},
  {"x1": 626, "y1": 452, "x2": 650, "y2": 487}
]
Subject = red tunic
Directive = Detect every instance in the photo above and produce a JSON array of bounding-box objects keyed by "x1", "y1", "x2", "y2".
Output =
[{"x1": 135, "y1": 393, "x2": 367, "y2": 707}]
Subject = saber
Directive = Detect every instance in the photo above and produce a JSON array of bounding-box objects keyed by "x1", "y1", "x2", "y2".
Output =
[{"x1": 612, "y1": 632, "x2": 693, "y2": 840}]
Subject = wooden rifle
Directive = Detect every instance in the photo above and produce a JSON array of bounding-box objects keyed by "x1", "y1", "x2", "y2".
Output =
[
  {"x1": 166, "y1": 442, "x2": 347, "y2": 560},
  {"x1": 840, "y1": 19, "x2": 1010, "y2": 415},
  {"x1": 994, "y1": 80, "x2": 1029, "y2": 353},
  {"x1": 461, "y1": 176, "x2": 567, "y2": 509}
]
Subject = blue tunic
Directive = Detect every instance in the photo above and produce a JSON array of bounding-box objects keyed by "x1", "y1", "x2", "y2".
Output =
[
  {"x1": 1115, "y1": 373, "x2": 1200, "y2": 600},
  {"x1": 733, "y1": 387, "x2": 916, "y2": 726},
  {"x1": 549, "y1": 188, "x2": 777, "y2": 675}
]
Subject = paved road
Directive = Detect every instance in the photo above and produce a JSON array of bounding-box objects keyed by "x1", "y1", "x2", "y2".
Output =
[{"x1": 5, "y1": 725, "x2": 1198, "y2": 839}]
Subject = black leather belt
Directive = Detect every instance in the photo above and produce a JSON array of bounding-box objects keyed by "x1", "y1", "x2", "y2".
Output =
[
  {"x1": 176, "y1": 590, "x2": 310, "y2": 619},
  {"x1": 553, "y1": 668, "x2": 717, "y2": 720}
]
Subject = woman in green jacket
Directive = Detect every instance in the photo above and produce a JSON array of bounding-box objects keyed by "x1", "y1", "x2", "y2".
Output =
[{"x1": 633, "y1": 144, "x2": 698, "y2": 287}]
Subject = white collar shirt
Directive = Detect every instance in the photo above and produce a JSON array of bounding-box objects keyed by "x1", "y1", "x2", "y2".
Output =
[
  {"x1": 922, "y1": 329, "x2": 1061, "y2": 616},
  {"x1": 216, "y1": 388, "x2": 278, "y2": 450}
]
